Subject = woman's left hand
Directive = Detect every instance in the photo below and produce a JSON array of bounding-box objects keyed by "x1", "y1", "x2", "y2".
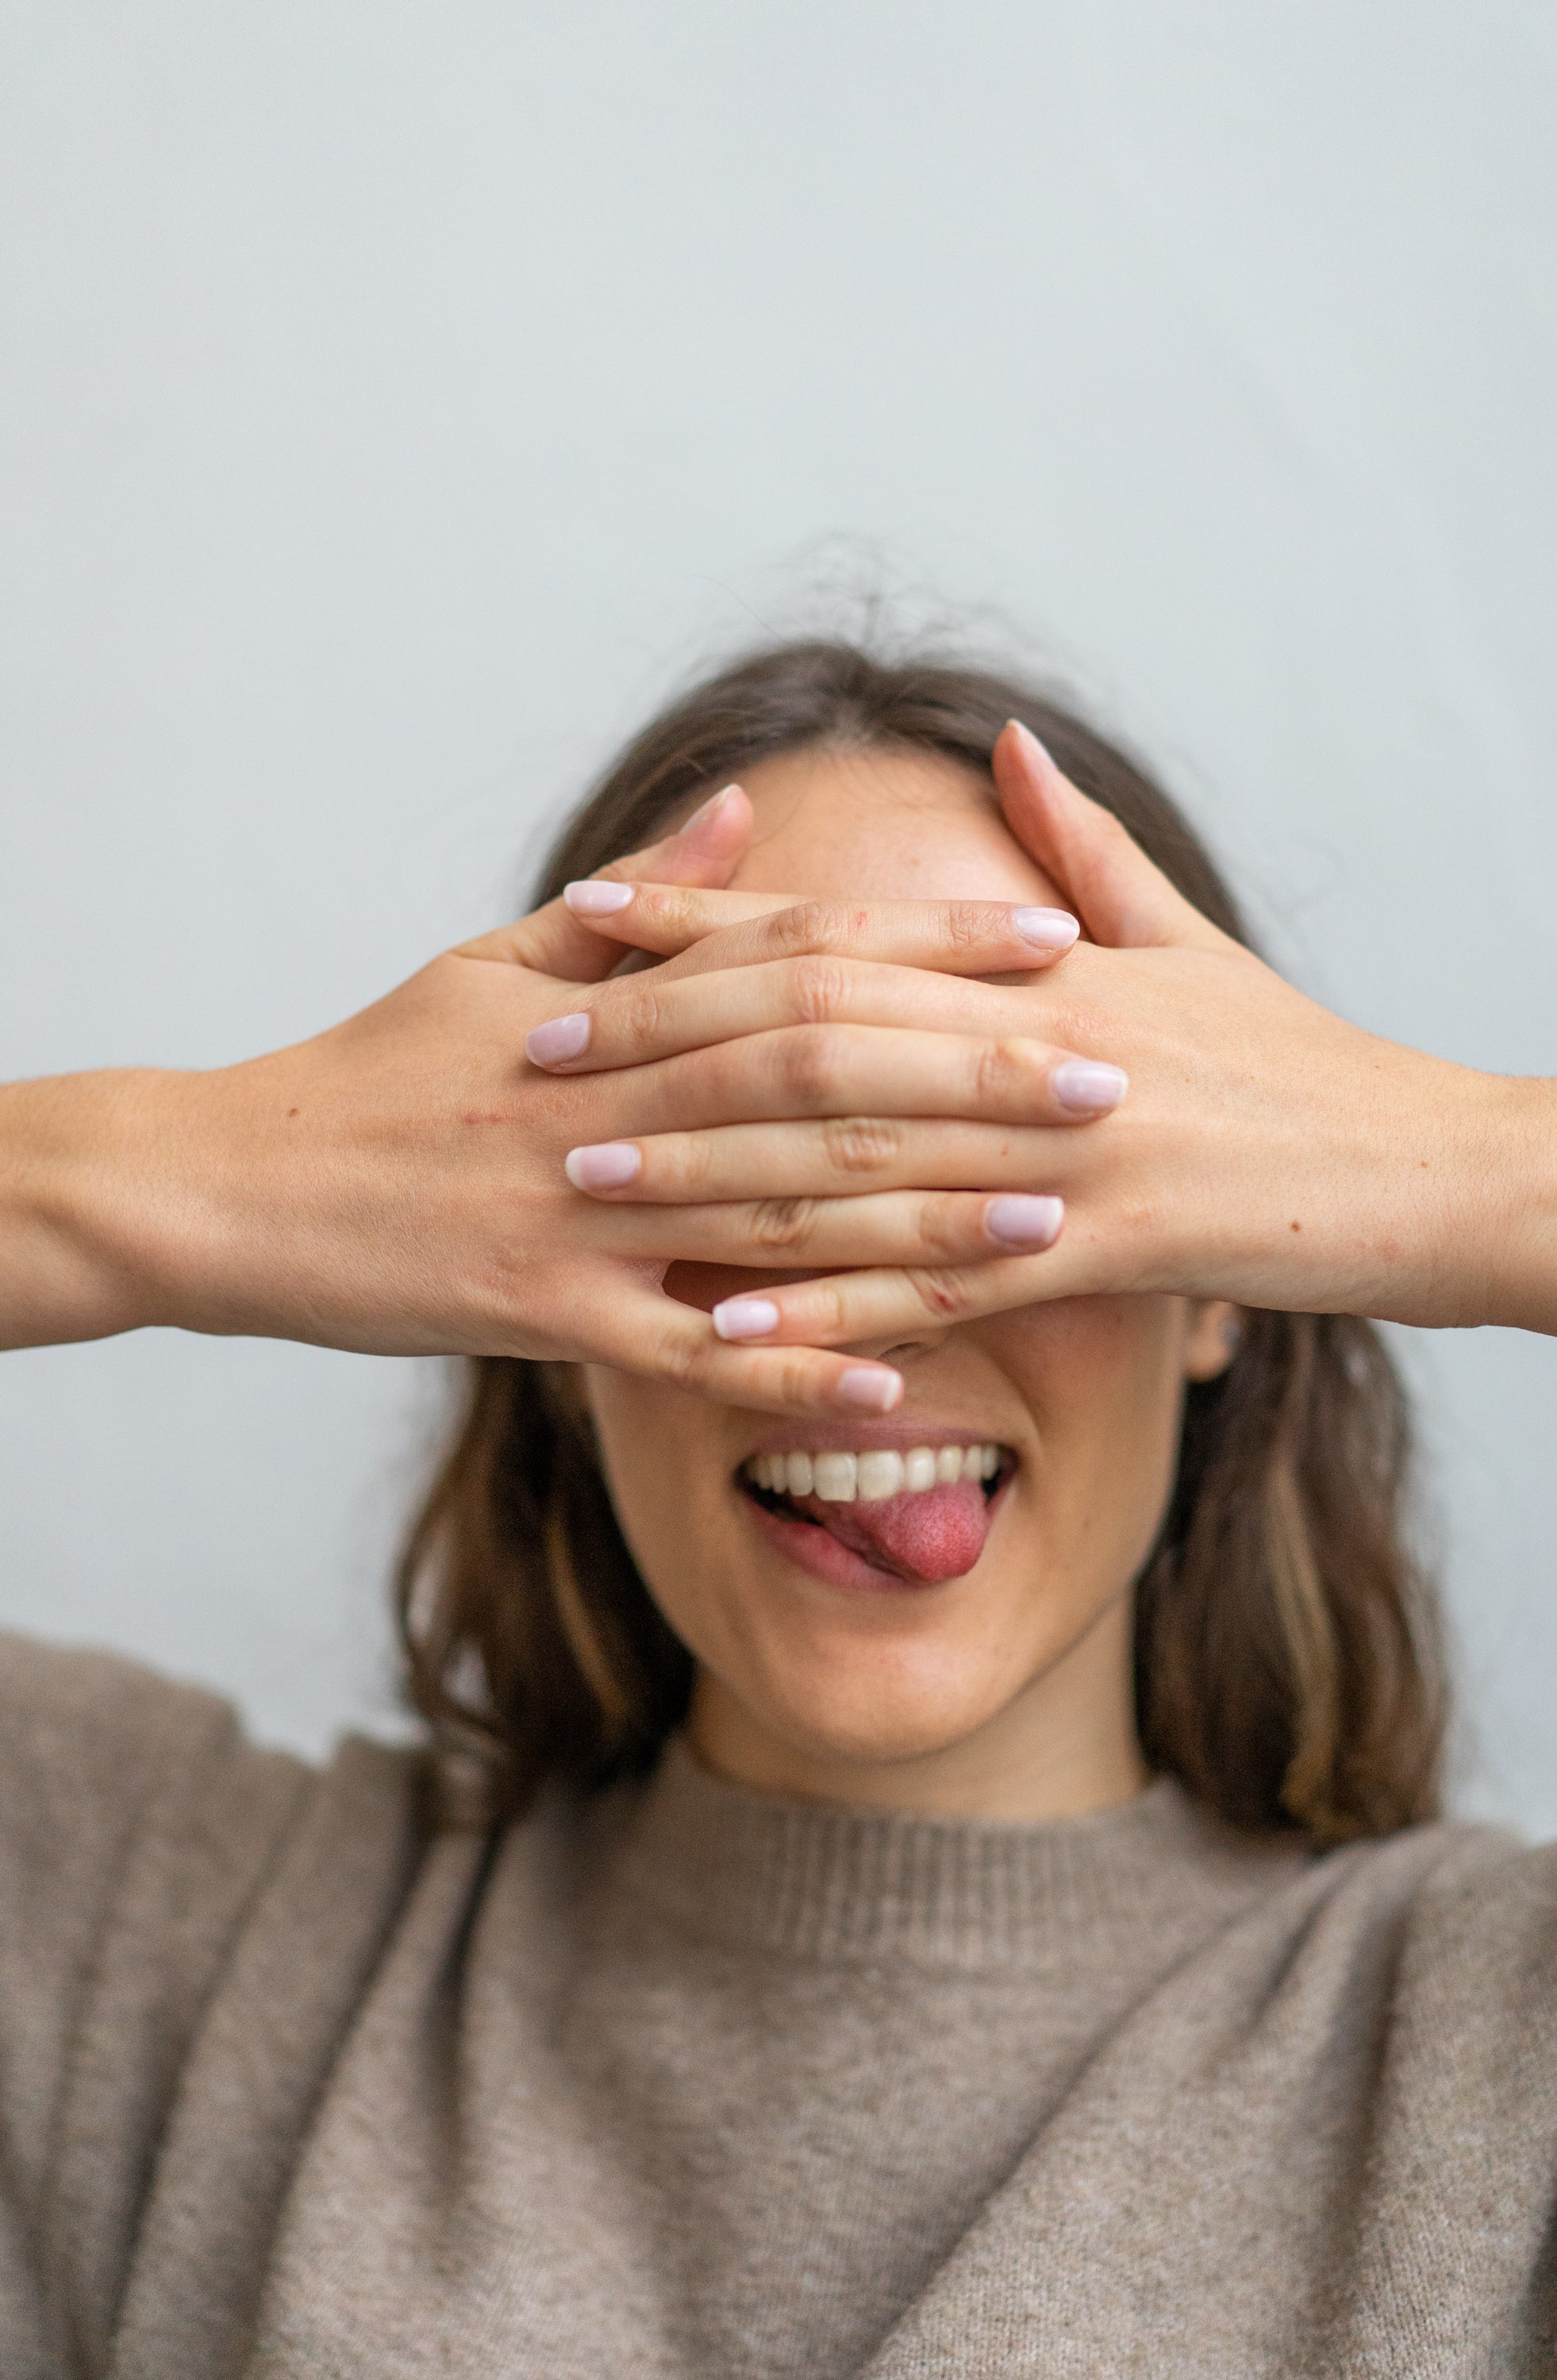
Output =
[{"x1": 544, "y1": 724, "x2": 1557, "y2": 1345}]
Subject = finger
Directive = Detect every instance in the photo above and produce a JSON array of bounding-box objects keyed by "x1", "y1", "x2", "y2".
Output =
[
  {"x1": 559, "y1": 883, "x2": 1082, "y2": 978},
  {"x1": 461, "y1": 783, "x2": 755, "y2": 981},
  {"x1": 698, "y1": 1215, "x2": 1164, "y2": 1349},
  {"x1": 613, "y1": 781, "x2": 754, "y2": 886},
  {"x1": 560, "y1": 1116, "x2": 1087, "y2": 1203},
  {"x1": 528, "y1": 954, "x2": 1043, "y2": 1073},
  {"x1": 560, "y1": 1025, "x2": 1127, "y2": 1134},
  {"x1": 705, "y1": 1249, "x2": 1076, "y2": 1351},
  {"x1": 593, "y1": 1276, "x2": 907, "y2": 1418},
  {"x1": 993, "y1": 721, "x2": 1228, "y2": 954},
  {"x1": 596, "y1": 1185, "x2": 1067, "y2": 1270}
]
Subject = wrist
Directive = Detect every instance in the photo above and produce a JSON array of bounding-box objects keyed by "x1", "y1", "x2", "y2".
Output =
[
  {"x1": 0, "y1": 1069, "x2": 190, "y2": 1346},
  {"x1": 1466, "y1": 1072, "x2": 1557, "y2": 1335}
]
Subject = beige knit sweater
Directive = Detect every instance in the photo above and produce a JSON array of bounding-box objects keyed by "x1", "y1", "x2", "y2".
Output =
[{"x1": 2, "y1": 1629, "x2": 1555, "y2": 2378}]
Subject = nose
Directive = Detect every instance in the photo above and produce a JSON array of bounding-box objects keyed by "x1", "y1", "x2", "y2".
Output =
[{"x1": 844, "y1": 1322, "x2": 955, "y2": 1369}]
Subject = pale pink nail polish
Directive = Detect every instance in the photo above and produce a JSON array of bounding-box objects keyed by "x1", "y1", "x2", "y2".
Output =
[
  {"x1": 712, "y1": 1296, "x2": 781, "y2": 1342},
  {"x1": 563, "y1": 1142, "x2": 641, "y2": 1191},
  {"x1": 1010, "y1": 719, "x2": 1055, "y2": 767},
  {"x1": 681, "y1": 783, "x2": 739, "y2": 833},
  {"x1": 1013, "y1": 907, "x2": 1079, "y2": 951},
  {"x1": 564, "y1": 880, "x2": 635, "y2": 916},
  {"x1": 837, "y1": 1367, "x2": 904, "y2": 1412},
  {"x1": 1051, "y1": 1060, "x2": 1128, "y2": 1115},
  {"x1": 525, "y1": 1012, "x2": 591, "y2": 1066},
  {"x1": 985, "y1": 1193, "x2": 1064, "y2": 1249}
]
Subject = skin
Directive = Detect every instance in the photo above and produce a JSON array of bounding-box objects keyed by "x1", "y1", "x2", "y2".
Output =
[
  {"x1": 560, "y1": 727, "x2": 1557, "y2": 1347},
  {"x1": 1, "y1": 724, "x2": 1552, "y2": 1822},
  {"x1": 588, "y1": 1298, "x2": 1231, "y2": 1819},
  {"x1": 581, "y1": 744, "x2": 1236, "y2": 1818},
  {"x1": 0, "y1": 775, "x2": 1092, "y2": 1410}
]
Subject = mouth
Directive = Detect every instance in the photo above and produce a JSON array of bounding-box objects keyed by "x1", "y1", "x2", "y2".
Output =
[{"x1": 737, "y1": 1438, "x2": 1016, "y2": 1594}]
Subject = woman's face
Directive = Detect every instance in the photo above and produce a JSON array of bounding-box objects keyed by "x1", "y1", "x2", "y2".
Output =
[{"x1": 584, "y1": 746, "x2": 1233, "y2": 1817}]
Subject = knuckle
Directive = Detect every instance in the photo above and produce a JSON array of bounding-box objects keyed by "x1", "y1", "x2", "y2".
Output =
[
  {"x1": 943, "y1": 900, "x2": 994, "y2": 954},
  {"x1": 653, "y1": 1330, "x2": 701, "y2": 1388},
  {"x1": 614, "y1": 981, "x2": 665, "y2": 1050},
  {"x1": 770, "y1": 899, "x2": 859, "y2": 958},
  {"x1": 751, "y1": 1196, "x2": 820, "y2": 1253},
  {"x1": 972, "y1": 1037, "x2": 1029, "y2": 1106},
  {"x1": 778, "y1": 1024, "x2": 846, "y2": 1107},
  {"x1": 915, "y1": 1194, "x2": 969, "y2": 1257},
  {"x1": 787, "y1": 954, "x2": 853, "y2": 1024},
  {"x1": 802, "y1": 1280, "x2": 851, "y2": 1337},
  {"x1": 770, "y1": 1348, "x2": 821, "y2": 1406},
  {"x1": 678, "y1": 1134, "x2": 713, "y2": 1189},
  {"x1": 904, "y1": 1265, "x2": 979, "y2": 1322},
  {"x1": 821, "y1": 1115, "x2": 902, "y2": 1176}
]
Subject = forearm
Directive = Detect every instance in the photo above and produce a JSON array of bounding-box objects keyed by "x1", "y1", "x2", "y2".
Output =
[
  {"x1": 0, "y1": 1070, "x2": 175, "y2": 1349},
  {"x1": 1466, "y1": 1073, "x2": 1557, "y2": 1337}
]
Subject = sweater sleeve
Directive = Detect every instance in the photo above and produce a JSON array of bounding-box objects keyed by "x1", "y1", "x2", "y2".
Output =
[
  {"x1": 1308, "y1": 1821, "x2": 1557, "y2": 2367},
  {"x1": 0, "y1": 1629, "x2": 313, "y2": 2377}
]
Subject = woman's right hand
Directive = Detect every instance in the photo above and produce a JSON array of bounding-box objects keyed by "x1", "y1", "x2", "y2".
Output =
[{"x1": 0, "y1": 788, "x2": 1099, "y2": 1415}]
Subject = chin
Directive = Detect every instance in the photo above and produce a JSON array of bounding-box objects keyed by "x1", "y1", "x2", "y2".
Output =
[
  {"x1": 725, "y1": 1594, "x2": 1038, "y2": 1772},
  {"x1": 777, "y1": 1700, "x2": 1004, "y2": 1774}
]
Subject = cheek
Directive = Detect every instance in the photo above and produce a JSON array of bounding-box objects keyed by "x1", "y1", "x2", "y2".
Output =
[
  {"x1": 979, "y1": 1293, "x2": 1183, "y2": 1399},
  {"x1": 977, "y1": 1296, "x2": 1191, "y2": 1514},
  {"x1": 581, "y1": 1367, "x2": 736, "y2": 1630}
]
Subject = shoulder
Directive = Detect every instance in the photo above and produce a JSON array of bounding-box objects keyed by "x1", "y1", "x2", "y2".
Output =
[
  {"x1": 0, "y1": 1626, "x2": 431, "y2": 1948},
  {"x1": 1375, "y1": 1814, "x2": 1557, "y2": 1998},
  {"x1": 1278, "y1": 1813, "x2": 1557, "y2": 2046},
  {"x1": 0, "y1": 1628, "x2": 438, "y2": 2093},
  {"x1": 0, "y1": 1623, "x2": 267, "y2": 1802},
  {"x1": 0, "y1": 1630, "x2": 437, "y2": 2351},
  {"x1": 1312, "y1": 1810, "x2": 1551, "y2": 1931},
  {"x1": 0, "y1": 1630, "x2": 293, "y2": 1925},
  {"x1": 1163, "y1": 1794, "x2": 1557, "y2": 2048},
  {"x1": 0, "y1": 1627, "x2": 313, "y2": 1920}
]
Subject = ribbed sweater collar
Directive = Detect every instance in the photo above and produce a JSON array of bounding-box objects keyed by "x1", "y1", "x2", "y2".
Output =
[{"x1": 612, "y1": 1737, "x2": 1285, "y2": 1974}]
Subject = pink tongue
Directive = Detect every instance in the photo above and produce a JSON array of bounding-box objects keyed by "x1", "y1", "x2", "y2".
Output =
[{"x1": 800, "y1": 1478, "x2": 992, "y2": 1583}]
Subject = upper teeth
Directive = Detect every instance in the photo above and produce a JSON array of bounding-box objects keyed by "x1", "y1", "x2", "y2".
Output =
[{"x1": 746, "y1": 1443, "x2": 1001, "y2": 1503}]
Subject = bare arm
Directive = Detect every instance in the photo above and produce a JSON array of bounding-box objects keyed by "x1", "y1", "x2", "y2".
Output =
[
  {"x1": 545, "y1": 727, "x2": 1557, "y2": 1346},
  {"x1": 0, "y1": 1069, "x2": 165, "y2": 1348},
  {"x1": 0, "y1": 790, "x2": 1112, "y2": 1411}
]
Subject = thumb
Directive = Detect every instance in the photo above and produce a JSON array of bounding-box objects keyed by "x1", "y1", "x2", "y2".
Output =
[
  {"x1": 466, "y1": 781, "x2": 754, "y2": 980},
  {"x1": 993, "y1": 721, "x2": 1226, "y2": 953}
]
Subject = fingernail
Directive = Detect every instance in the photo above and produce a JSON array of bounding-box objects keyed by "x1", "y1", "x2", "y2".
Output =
[
  {"x1": 564, "y1": 1142, "x2": 641, "y2": 1191},
  {"x1": 1052, "y1": 1060, "x2": 1128, "y2": 1115},
  {"x1": 837, "y1": 1366, "x2": 905, "y2": 1413},
  {"x1": 1010, "y1": 719, "x2": 1055, "y2": 766},
  {"x1": 525, "y1": 1012, "x2": 591, "y2": 1066},
  {"x1": 681, "y1": 783, "x2": 739, "y2": 834},
  {"x1": 712, "y1": 1296, "x2": 781, "y2": 1342},
  {"x1": 1013, "y1": 906, "x2": 1079, "y2": 951},
  {"x1": 985, "y1": 1193, "x2": 1065, "y2": 1249},
  {"x1": 564, "y1": 879, "x2": 635, "y2": 915}
]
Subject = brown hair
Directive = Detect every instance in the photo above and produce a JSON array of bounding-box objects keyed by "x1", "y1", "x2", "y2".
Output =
[{"x1": 398, "y1": 637, "x2": 1446, "y2": 1842}]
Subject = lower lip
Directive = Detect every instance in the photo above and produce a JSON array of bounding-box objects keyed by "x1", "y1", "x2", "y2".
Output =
[{"x1": 740, "y1": 1479, "x2": 1009, "y2": 1595}]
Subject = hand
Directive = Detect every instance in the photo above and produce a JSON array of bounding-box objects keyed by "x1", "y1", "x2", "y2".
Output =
[
  {"x1": 0, "y1": 785, "x2": 771, "y2": 1363},
  {"x1": 554, "y1": 725, "x2": 1557, "y2": 1345},
  {"x1": 0, "y1": 782, "x2": 1109, "y2": 1413}
]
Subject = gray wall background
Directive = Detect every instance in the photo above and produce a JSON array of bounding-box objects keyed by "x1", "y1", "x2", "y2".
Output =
[{"x1": 3, "y1": 2, "x2": 1555, "y2": 1825}]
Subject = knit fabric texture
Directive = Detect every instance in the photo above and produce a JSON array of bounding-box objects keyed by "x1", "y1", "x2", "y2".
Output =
[{"x1": 1, "y1": 1628, "x2": 1554, "y2": 2378}]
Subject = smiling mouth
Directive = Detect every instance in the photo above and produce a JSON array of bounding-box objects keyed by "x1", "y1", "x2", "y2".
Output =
[{"x1": 738, "y1": 1441, "x2": 1015, "y2": 1588}]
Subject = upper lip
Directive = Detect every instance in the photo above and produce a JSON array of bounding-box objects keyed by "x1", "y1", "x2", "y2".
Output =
[{"x1": 739, "y1": 1420, "x2": 1015, "y2": 1461}]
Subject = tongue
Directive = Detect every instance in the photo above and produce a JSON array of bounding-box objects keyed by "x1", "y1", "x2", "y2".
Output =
[{"x1": 800, "y1": 1478, "x2": 993, "y2": 1583}]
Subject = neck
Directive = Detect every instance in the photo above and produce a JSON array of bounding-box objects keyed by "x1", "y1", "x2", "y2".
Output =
[{"x1": 687, "y1": 1590, "x2": 1149, "y2": 1824}]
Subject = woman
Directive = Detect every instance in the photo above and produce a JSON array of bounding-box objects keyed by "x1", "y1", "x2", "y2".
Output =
[{"x1": 2, "y1": 639, "x2": 1554, "y2": 2377}]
